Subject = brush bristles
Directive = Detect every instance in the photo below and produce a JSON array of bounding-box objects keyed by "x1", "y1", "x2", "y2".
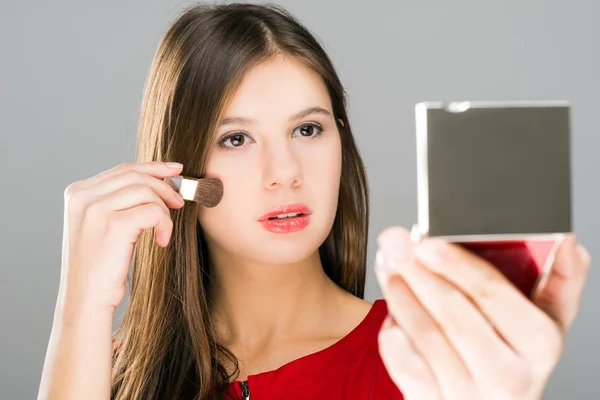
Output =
[
  {"x1": 193, "y1": 178, "x2": 223, "y2": 207},
  {"x1": 164, "y1": 176, "x2": 223, "y2": 207}
]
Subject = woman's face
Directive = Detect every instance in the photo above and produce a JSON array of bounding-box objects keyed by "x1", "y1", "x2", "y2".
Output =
[{"x1": 198, "y1": 55, "x2": 342, "y2": 266}]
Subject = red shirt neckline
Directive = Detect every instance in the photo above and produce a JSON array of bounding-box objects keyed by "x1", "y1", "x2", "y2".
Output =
[{"x1": 227, "y1": 299, "x2": 388, "y2": 398}]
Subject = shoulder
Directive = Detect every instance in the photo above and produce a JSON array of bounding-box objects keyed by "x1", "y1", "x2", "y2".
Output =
[
  {"x1": 355, "y1": 298, "x2": 388, "y2": 337},
  {"x1": 339, "y1": 294, "x2": 384, "y2": 333},
  {"x1": 336, "y1": 296, "x2": 388, "y2": 345},
  {"x1": 353, "y1": 299, "x2": 404, "y2": 399}
]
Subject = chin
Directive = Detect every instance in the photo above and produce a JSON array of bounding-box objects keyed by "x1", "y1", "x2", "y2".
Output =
[
  {"x1": 244, "y1": 225, "x2": 331, "y2": 266},
  {"x1": 253, "y1": 243, "x2": 321, "y2": 265}
]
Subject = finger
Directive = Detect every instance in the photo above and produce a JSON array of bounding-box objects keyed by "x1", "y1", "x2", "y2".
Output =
[
  {"x1": 76, "y1": 161, "x2": 183, "y2": 190},
  {"x1": 113, "y1": 202, "x2": 174, "y2": 247},
  {"x1": 91, "y1": 185, "x2": 172, "y2": 218},
  {"x1": 380, "y1": 270, "x2": 475, "y2": 399},
  {"x1": 533, "y1": 235, "x2": 591, "y2": 332},
  {"x1": 378, "y1": 315, "x2": 442, "y2": 400},
  {"x1": 376, "y1": 229, "x2": 516, "y2": 387},
  {"x1": 412, "y1": 236, "x2": 562, "y2": 361},
  {"x1": 92, "y1": 170, "x2": 184, "y2": 210}
]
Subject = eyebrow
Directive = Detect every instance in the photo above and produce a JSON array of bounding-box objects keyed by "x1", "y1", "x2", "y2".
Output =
[{"x1": 218, "y1": 106, "x2": 333, "y2": 127}]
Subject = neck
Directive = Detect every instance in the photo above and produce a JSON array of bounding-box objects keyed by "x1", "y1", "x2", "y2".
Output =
[{"x1": 207, "y1": 248, "x2": 348, "y2": 348}]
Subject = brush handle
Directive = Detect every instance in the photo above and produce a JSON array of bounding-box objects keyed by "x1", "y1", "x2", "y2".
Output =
[{"x1": 163, "y1": 175, "x2": 198, "y2": 201}]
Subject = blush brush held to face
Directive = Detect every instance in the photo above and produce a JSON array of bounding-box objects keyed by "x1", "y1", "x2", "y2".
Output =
[{"x1": 163, "y1": 175, "x2": 223, "y2": 207}]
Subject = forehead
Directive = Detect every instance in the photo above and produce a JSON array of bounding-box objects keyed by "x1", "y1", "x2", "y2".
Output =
[{"x1": 222, "y1": 56, "x2": 332, "y2": 120}]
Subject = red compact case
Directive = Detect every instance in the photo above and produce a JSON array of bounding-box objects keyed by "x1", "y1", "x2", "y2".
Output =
[{"x1": 413, "y1": 101, "x2": 571, "y2": 298}]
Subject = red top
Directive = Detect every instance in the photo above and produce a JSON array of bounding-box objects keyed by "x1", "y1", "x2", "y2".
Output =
[
  {"x1": 225, "y1": 299, "x2": 403, "y2": 399},
  {"x1": 112, "y1": 299, "x2": 403, "y2": 399}
]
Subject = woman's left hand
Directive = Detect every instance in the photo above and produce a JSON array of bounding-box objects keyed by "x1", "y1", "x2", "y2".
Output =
[{"x1": 375, "y1": 227, "x2": 591, "y2": 400}]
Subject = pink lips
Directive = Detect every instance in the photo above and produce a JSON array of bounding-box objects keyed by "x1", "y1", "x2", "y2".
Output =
[
  {"x1": 258, "y1": 203, "x2": 312, "y2": 221},
  {"x1": 258, "y1": 203, "x2": 312, "y2": 233}
]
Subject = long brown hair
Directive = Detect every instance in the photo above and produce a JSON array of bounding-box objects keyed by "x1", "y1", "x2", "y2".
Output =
[{"x1": 111, "y1": 3, "x2": 369, "y2": 399}]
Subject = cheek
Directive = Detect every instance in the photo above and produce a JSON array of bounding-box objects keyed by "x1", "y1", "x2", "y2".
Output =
[
  {"x1": 197, "y1": 155, "x2": 258, "y2": 248},
  {"x1": 302, "y1": 136, "x2": 342, "y2": 208}
]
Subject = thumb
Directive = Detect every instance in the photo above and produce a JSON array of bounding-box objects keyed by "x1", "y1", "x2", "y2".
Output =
[{"x1": 533, "y1": 234, "x2": 591, "y2": 332}]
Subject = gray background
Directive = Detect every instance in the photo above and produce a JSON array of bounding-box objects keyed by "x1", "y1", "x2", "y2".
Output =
[{"x1": 1, "y1": 0, "x2": 598, "y2": 398}]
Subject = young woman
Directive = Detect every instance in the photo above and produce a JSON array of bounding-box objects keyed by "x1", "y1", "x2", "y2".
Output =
[{"x1": 38, "y1": 3, "x2": 591, "y2": 400}]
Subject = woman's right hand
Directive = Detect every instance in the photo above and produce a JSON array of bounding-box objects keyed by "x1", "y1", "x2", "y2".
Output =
[{"x1": 59, "y1": 161, "x2": 185, "y2": 311}]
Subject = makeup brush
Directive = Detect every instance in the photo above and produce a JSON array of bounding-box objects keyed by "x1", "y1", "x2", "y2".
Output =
[{"x1": 163, "y1": 175, "x2": 223, "y2": 208}]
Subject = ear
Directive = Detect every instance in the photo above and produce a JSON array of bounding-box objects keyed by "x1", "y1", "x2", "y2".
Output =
[{"x1": 337, "y1": 118, "x2": 345, "y2": 127}]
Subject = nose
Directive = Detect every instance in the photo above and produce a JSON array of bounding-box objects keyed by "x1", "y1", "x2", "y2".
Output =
[{"x1": 262, "y1": 141, "x2": 302, "y2": 190}]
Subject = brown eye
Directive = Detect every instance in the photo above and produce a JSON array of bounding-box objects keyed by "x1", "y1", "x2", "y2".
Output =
[
  {"x1": 294, "y1": 123, "x2": 323, "y2": 138},
  {"x1": 299, "y1": 125, "x2": 314, "y2": 136},
  {"x1": 217, "y1": 132, "x2": 254, "y2": 151},
  {"x1": 228, "y1": 134, "x2": 245, "y2": 146}
]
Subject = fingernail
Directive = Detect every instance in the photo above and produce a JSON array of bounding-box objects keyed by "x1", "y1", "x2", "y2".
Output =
[
  {"x1": 174, "y1": 191, "x2": 184, "y2": 203},
  {"x1": 375, "y1": 228, "x2": 412, "y2": 289},
  {"x1": 381, "y1": 314, "x2": 394, "y2": 330},
  {"x1": 378, "y1": 227, "x2": 411, "y2": 262},
  {"x1": 576, "y1": 243, "x2": 591, "y2": 265},
  {"x1": 414, "y1": 238, "x2": 447, "y2": 265},
  {"x1": 166, "y1": 162, "x2": 183, "y2": 169},
  {"x1": 388, "y1": 324, "x2": 410, "y2": 345},
  {"x1": 375, "y1": 249, "x2": 395, "y2": 287}
]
